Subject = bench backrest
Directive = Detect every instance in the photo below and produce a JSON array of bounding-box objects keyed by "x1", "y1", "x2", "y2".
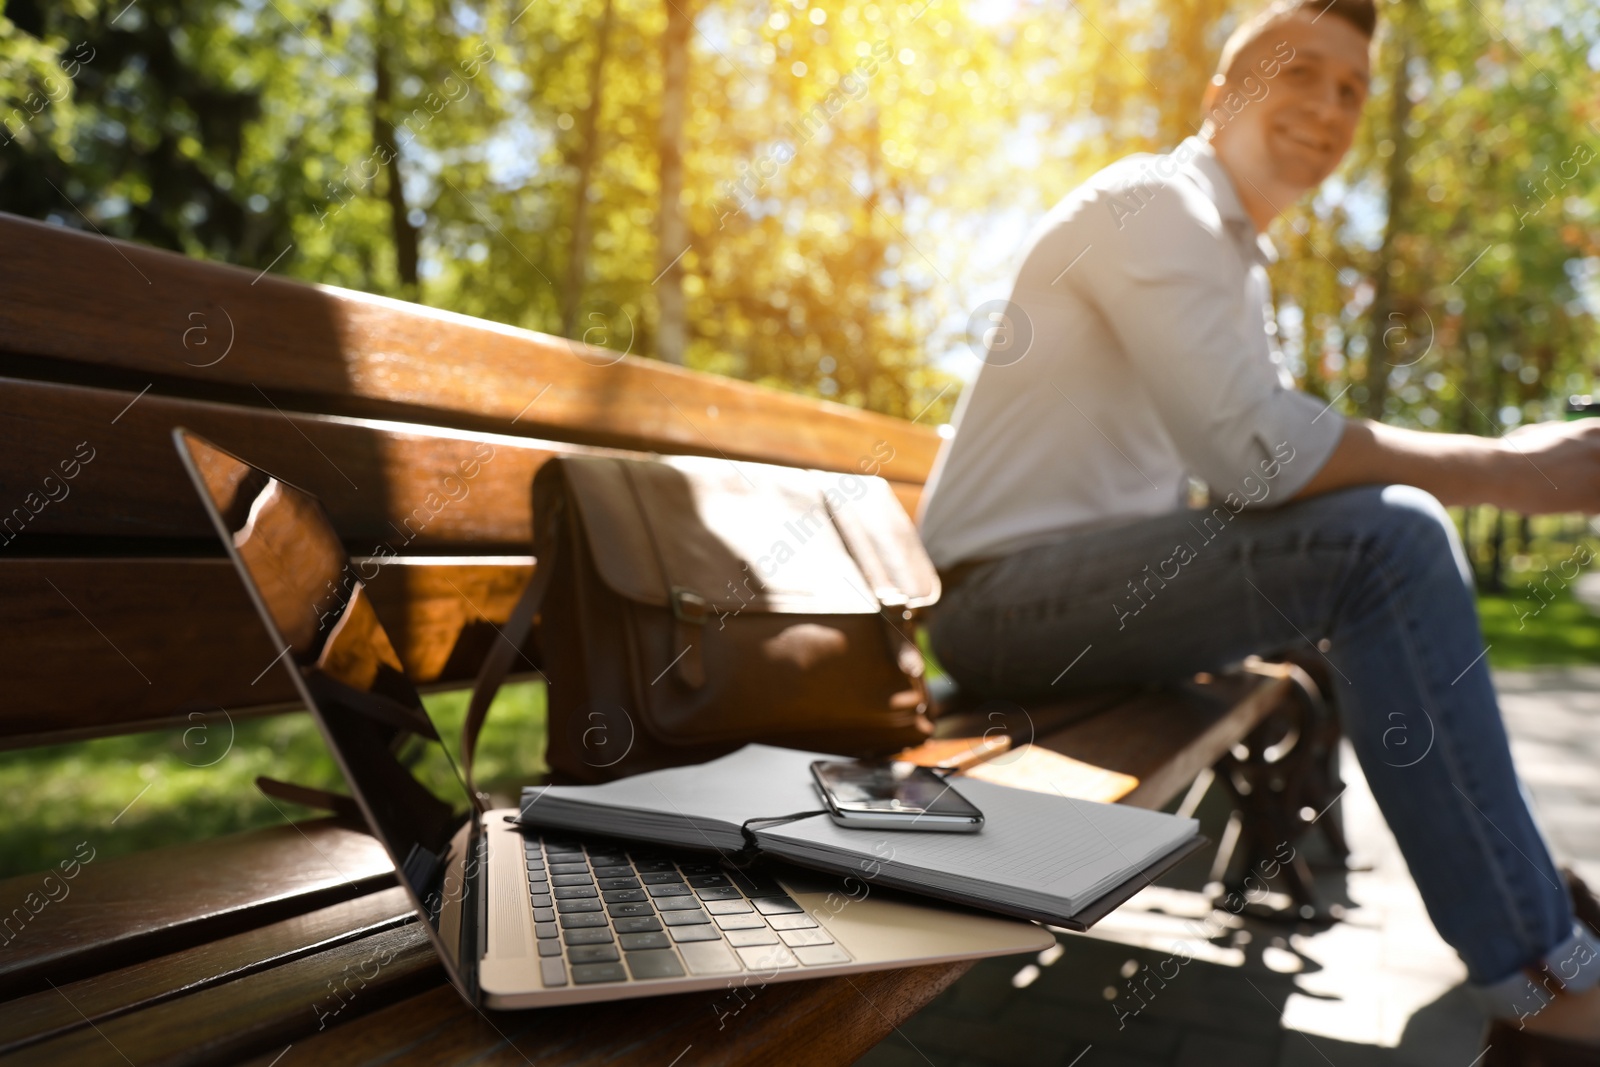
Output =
[{"x1": 0, "y1": 211, "x2": 939, "y2": 751}]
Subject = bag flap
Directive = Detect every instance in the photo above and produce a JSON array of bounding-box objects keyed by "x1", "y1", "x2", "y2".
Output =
[
  {"x1": 557, "y1": 455, "x2": 893, "y2": 615},
  {"x1": 536, "y1": 455, "x2": 664, "y2": 604},
  {"x1": 816, "y1": 470, "x2": 940, "y2": 610}
]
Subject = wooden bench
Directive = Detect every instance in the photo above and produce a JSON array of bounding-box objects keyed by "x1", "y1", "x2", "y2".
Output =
[{"x1": 0, "y1": 210, "x2": 1340, "y2": 1065}]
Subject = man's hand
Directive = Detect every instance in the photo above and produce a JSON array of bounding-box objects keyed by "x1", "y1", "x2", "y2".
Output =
[
  {"x1": 1495, "y1": 419, "x2": 1600, "y2": 514},
  {"x1": 1292, "y1": 416, "x2": 1600, "y2": 514}
]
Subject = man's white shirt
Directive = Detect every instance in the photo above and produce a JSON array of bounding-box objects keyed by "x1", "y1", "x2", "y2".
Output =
[{"x1": 918, "y1": 136, "x2": 1346, "y2": 570}]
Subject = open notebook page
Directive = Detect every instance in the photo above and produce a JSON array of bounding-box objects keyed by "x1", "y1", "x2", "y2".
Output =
[{"x1": 520, "y1": 744, "x2": 831, "y2": 850}]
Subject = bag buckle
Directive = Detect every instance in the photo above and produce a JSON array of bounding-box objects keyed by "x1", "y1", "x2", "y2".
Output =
[{"x1": 670, "y1": 587, "x2": 711, "y2": 624}]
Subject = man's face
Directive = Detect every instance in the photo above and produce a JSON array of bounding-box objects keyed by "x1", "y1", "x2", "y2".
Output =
[{"x1": 1209, "y1": 12, "x2": 1371, "y2": 194}]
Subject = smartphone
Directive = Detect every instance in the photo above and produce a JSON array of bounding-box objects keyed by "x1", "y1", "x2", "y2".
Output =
[{"x1": 809, "y1": 759, "x2": 985, "y2": 832}]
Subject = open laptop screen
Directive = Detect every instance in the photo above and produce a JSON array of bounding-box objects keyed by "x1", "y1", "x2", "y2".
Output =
[{"x1": 173, "y1": 429, "x2": 475, "y2": 984}]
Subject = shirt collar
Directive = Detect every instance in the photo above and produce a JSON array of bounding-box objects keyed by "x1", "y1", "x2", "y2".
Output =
[{"x1": 1177, "y1": 136, "x2": 1278, "y2": 266}]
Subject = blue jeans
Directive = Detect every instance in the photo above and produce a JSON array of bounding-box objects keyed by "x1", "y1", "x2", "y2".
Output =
[{"x1": 927, "y1": 484, "x2": 1600, "y2": 1017}]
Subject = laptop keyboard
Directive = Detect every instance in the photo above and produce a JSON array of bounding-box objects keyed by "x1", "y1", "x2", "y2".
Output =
[{"x1": 524, "y1": 834, "x2": 852, "y2": 987}]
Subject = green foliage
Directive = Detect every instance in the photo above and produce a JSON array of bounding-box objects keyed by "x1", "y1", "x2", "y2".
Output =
[
  {"x1": 6, "y1": 0, "x2": 1596, "y2": 426},
  {"x1": 0, "y1": 0, "x2": 295, "y2": 267},
  {"x1": 1272, "y1": 0, "x2": 1600, "y2": 430}
]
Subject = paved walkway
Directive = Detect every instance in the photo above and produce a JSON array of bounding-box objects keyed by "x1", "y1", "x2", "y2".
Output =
[{"x1": 856, "y1": 668, "x2": 1600, "y2": 1067}]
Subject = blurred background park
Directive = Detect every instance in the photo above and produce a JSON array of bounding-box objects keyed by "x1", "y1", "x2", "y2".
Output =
[{"x1": 4, "y1": 0, "x2": 1600, "y2": 886}]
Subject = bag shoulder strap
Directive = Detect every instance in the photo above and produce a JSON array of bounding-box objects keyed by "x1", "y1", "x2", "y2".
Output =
[
  {"x1": 460, "y1": 498, "x2": 563, "y2": 807},
  {"x1": 817, "y1": 484, "x2": 931, "y2": 709}
]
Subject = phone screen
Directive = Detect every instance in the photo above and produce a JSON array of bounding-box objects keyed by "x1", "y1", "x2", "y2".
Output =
[{"x1": 810, "y1": 760, "x2": 984, "y2": 831}]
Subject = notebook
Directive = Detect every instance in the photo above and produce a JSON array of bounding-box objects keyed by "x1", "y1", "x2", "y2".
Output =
[{"x1": 520, "y1": 744, "x2": 1202, "y2": 929}]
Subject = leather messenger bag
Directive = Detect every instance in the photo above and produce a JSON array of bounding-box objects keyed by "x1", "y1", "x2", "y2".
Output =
[{"x1": 460, "y1": 454, "x2": 941, "y2": 792}]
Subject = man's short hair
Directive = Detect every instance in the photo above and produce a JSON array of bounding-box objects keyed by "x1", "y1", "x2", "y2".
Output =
[{"x1": 1216, "y1": 0, "x2": 1377, "y2": 81}]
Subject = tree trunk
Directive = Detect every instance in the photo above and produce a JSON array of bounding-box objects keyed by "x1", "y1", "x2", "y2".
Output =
[
  {"x1": 1488, "y1": 508, "x2": 1506, "y2": 593},
  {"x1": 1362, "y1": 29, "x2": 1414, "y2": 419},
  {"x1": 655, "y1": 0, "x2": 692, "y2": 365},
  {"x1": 560, "y1": 0, "x2": 616, "y2": 339},
  {"x1": 373, "y1": 16, "x2": 419, "y2": 298}
]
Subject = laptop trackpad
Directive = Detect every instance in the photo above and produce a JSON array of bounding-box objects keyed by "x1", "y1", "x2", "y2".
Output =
[{"x1": 776, "y1": 865, "x2": 1053, "y2": 962}]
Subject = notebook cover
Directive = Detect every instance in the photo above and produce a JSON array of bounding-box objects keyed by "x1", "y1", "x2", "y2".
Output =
[{"x1": 754, "y1": 832, "x2": 1209, "y2": 932}]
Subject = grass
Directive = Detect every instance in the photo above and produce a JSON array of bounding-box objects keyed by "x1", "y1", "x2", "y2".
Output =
[
  {"x1": 4, "y1": 556, "x2": 1599, "y2": 882},
  {"x1": 0, "y1": 681, "x2": 547, "y2": 880},
  {"x1": 1478, "y1": 580, "x2": 1600, "y2": 667}
]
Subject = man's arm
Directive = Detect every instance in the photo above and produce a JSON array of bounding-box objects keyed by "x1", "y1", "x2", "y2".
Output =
[{"x1": 1292, "y1": 417, "x2": 1600, "y2": 514}]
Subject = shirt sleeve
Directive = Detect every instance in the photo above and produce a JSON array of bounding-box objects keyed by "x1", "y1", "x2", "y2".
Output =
[{"x1": 1017, "y1": 177, "x2": 1345, "y2": 503}]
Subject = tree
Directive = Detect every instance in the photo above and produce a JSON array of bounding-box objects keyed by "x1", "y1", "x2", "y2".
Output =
[
  {"x1": 559, "y1": 0, "x2": 616, "y2": 338},
  {"x1": 373, "y1": 7, "x2": 420, "y2": 298},
  {"x1": 0, "y1": 0, "x2": 284, "y2": 269},
  {"x1": 1360, "y1": 7, "x2": 1416, "y2": 419},
  {"x1": 654, "y1": 0, "x2": 692, "y2": 365}
]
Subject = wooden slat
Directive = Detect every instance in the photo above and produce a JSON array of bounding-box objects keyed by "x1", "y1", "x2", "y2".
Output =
[
  {"x1": 0, "y1": 557, "x2": 533, "y2": 747},
  {"x1": 0, "y1": 887, "x2": 415, "y2": 1054},
  {"x1": 0, "y1": 213, "x2": 940, "y2": 484},
  {"x1": 0, "y1": 922, "x2": 439, "y2": 1067},
  {"x1": 234, "y1": 961, "x2": 971, "y2": 1067},
  {"x1": 960, "y1": 743, "x2": 1142, "y2": 804},
  {"x1": 933, "y1": 672, "x2": 1293, "y2": 804},
  {"x1": 0, "y1": 820, "x2": 393, "y2": 1001},
  {"x1": 0, "y1": 376, "x2": 565, "y2": 547},
  {"x1": 1033, "y1": 672, "x2": 1292, "y2": 810},
  {"x1": 0, "y1": 377, "x2": 924, "y2": 546}
]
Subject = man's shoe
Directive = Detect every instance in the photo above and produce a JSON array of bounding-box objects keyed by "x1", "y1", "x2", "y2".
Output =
[
  {"x1": 1476, "y1": 870, "x2": 1600, "y2": 1064},
  {"x1": 1482, "y1": 1020, "x2": 1600, "y2": 1066}
]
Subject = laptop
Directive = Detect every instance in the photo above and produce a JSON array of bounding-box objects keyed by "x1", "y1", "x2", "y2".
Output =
[{"x1": 173, "y1": 428, "x2": 1054, "y2": 1009}]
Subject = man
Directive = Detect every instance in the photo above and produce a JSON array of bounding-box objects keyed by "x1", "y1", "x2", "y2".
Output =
[{"x1": 918, "y1": 0, "x2": 1600, "y2": 1059}]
